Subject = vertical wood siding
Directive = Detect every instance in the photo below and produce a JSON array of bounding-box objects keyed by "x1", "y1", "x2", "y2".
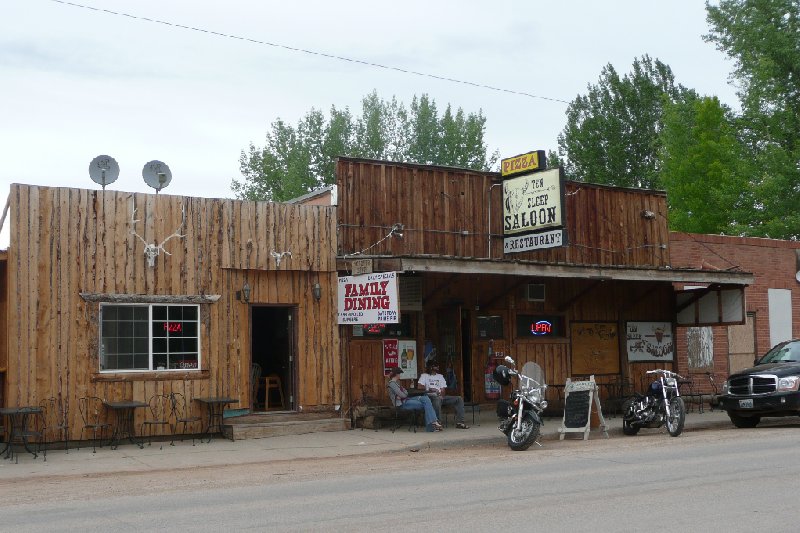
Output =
[
  {"x1": 337, "y1": 158, "x2": 669, "y2": 267},
  {"x1": 5, "y1": 184, "x2": 340, "y2": 440}
]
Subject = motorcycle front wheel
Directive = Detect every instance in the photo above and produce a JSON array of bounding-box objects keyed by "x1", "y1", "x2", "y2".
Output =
[
  {"x1": 666, "y1": 397, "x2": 685, "y2": 437},
  {"x1": 507, "y1": 411, "x2": 540, "y2": 451}
]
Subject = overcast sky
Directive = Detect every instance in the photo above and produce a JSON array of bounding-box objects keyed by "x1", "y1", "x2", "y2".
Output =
[{"x1": 0, "y1": 0, "x2": 737, "y2": 247}]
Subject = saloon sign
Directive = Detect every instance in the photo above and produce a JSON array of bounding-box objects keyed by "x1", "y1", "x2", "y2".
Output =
[
  {"x1": 502, "y1": 166, "x2": 565, "y2": 252},
  {"x1": 337, "y1": 271, "x2": 399, "y2": 324}
]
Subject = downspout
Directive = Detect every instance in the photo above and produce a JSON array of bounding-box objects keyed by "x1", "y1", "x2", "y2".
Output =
[{"x1": 487, "y1": 182, "x2": 503, "y2": 259}]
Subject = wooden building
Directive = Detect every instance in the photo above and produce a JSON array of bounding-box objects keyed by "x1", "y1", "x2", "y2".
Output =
[
  {"x1": 335, "y1": 158, "x2": 754, "y2": 411},
  {"x1": 0, "y1": 184, "x2": 343, "y2": 441}
]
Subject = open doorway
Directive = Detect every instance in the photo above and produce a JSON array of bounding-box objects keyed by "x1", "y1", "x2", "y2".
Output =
[{"x1": 251, "y1": 306, "x2": 295, "y2": 412}]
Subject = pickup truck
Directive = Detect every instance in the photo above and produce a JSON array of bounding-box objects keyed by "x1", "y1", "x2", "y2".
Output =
[{"x1": 719, "y1": 339, "x2": 800, "y2": 428}]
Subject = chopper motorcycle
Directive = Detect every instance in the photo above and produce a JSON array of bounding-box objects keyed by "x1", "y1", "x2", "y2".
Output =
[
  {"x1": 493, "y1": 356, "x2": 548, "y2": 451},
  {"x1": 622, "y1": 369, "x2": 686, "y2": 437}
]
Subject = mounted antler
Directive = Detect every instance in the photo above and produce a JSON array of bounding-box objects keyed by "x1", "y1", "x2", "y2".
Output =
[
  {"x1": 130, "y1": 204, "x2": 186, "y2": 267},
  {"x1": 270, "y1": 249, "x2": 292, "y2": 268}
]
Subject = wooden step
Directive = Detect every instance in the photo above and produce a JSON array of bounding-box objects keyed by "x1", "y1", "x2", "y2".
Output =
[{"x1": 225, "y1": 417, "x2": 349, "y2": 440}]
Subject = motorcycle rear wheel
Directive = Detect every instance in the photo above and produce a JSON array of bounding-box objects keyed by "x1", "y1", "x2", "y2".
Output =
[
  {"x1": 507, "y1": 411, "x2": 540, "y2": 451},
  {"x1": 666, "y1": 397, "x2": 685, "y2": 437}
]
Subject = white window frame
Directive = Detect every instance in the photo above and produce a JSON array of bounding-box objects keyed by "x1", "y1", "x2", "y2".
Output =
[{"x1": 99, "y1": 303, "x2": 202, "y2": 372}]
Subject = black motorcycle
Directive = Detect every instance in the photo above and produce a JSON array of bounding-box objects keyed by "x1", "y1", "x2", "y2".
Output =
[
  {"x1": 622, "y1": 369, "x2": 686, "y2": 437},
  {"x1": 493, "y1": 356, "x2": 548, "y2": 451}
]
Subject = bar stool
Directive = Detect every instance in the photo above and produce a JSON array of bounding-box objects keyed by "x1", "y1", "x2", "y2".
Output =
[{"x1": 264, "y1": 375, "x2": 285, "y2": 410}]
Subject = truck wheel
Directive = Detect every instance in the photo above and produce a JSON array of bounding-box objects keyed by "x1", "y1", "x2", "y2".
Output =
[{"x1": 728, "y1": 412, "x2": 760, "y2": 428}]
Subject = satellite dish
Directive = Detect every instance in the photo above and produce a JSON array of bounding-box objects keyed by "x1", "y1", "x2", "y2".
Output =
[
  {"x1": 796, "y1": 270, "x2": 800, "y2": 283},
  {"x1": 88, "y1": 155, "x2": 120, "y2": 189},
  {"x1": 142, "y1": 160, "x2": 172, "y2": 193}
]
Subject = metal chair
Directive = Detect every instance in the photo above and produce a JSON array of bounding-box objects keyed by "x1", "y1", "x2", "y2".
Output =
[
  {"x1": 680, "y1": 377, "x2": 705, "y2": 413},
  {"x1": 78, "y1": 396, "x2": 111, "y2": 453},
  {"x1": 606, "y1": 377, "x2": 635, "y2": 418},
  {"x1": 169, "y1": 392, "x2": 201, "y2": 446},
  {"x1": 141, "y1": 394, "x2": 172, "y2": 449},
  {"x1": 39, "y1": 397, "x2": 69, "y2": 453}
]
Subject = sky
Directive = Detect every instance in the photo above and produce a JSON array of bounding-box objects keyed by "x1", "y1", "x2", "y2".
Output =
[{"x1": 0, "y1": 0, "x2": 739, "y2": 247}]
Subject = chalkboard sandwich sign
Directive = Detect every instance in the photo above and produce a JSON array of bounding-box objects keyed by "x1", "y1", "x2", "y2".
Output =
[{"x1": 558, "y1": 376, "x2": 609, "y2": 440}]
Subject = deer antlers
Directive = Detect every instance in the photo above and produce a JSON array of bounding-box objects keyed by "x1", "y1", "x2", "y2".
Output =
[
  {"x1": 270, "y1": 249, "x2": 292, "y2": 268},
  {"x1": 130, "y1": 204, "x2": 186, "y2": 267}
]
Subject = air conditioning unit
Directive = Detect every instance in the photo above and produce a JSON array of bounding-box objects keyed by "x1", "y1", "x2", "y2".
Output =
[{"x1": 527, "y1": 283, "x2": 546, "y2": 302}]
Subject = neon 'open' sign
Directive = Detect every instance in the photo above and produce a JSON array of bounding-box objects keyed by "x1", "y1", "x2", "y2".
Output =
[{"x1": 531, "y1": 320, "x2": 553, "y2": 336}]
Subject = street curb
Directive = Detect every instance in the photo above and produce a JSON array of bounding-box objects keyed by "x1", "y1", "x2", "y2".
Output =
[{"x1": 403, "y1": 418, "x2": 735, "y2": 452}]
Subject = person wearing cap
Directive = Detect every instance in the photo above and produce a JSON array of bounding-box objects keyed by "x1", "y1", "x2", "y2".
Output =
[
  {"x1": 387, "y1": 367, "x2": 442, "y2": 432},
  {"x1": 418, "y1": 361, "x2": 470, "y2": 429}
]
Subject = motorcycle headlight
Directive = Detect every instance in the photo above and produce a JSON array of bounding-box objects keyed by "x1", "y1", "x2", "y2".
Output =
[
  {"x1": 665, "y1": 377, "x2": 677, "y2": 387},
  {"x1": 777, "y1": 376, "x2": 800, "y2": 392}
]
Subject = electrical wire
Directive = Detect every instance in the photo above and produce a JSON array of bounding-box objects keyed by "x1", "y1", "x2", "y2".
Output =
[{"x1": 47, "y1": 0, "x2": 569, "y2": 105}]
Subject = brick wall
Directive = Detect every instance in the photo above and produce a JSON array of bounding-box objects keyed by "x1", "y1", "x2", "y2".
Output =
[{"x1": 669, "y1": 232, "x2": 800, "y2": 392}]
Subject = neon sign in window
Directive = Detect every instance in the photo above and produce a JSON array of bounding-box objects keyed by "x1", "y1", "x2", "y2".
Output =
[{"x1": 516, "y1": 314, "x2": 565, "y2": 338}]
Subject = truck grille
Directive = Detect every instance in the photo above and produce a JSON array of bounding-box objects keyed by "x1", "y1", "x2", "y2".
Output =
[{"x1": 728, "y1": 375, "x2": 777, "y2": 396}]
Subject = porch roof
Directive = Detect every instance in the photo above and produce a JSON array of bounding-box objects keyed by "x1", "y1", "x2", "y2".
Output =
[{"x1": 336, "y1": 255, "x2": 754, "y2": 286}]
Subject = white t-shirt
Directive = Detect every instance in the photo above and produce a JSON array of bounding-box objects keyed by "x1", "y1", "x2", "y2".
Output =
[{"x1": 418, "y1": 372, "x2": 447, "y2": 393}]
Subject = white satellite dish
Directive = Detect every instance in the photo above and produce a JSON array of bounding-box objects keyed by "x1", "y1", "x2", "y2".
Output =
[
  {"x1": 88, "y1": 155, "x2": 120, "y2": 189},
  {"x1": 142, "y1": 160, "x2": 172, "y2": 193},
  {"x1": 796, "y1": 270, "x2": 800, "y2": 283}
]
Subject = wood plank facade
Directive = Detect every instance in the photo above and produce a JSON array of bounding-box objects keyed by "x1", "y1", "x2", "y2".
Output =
[
  {"x1": 0, "y1": 184, "x2": 340, "y2": 440},
  {"x1": 336, "y1": 158, "x2": 753, "y2": 410}
]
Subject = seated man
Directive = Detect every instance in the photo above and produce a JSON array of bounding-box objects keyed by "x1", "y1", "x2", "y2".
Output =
[
  {"x1": 418, "y1": 361, "x2": 470, "y2": 429},
  {"x1": 387, "y1": 367, "x2": 442, "y2": 432}
]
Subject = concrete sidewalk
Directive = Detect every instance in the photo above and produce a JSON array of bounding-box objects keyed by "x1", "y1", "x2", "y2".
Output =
[{"x1": 0, "y1": 408, "x2": 734, "y2": 480}]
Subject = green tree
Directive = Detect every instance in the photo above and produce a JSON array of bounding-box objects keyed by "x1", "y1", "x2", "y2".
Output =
[
  {"x1": 234, "y1": 91, "x2": 497, "y2": 202},
  {"x1": 705, "y1": 0, "x2": 800, "y2": 238},
  {"x1": 557, "y1": 55, "x2": 693, "y2": 189},
  {"x1": 660, "y1": 96, "x2": 752, "y2": 233}
]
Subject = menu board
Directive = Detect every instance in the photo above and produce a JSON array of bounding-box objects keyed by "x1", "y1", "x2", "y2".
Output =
[
  {"x1": 558, "y1": 377, "x2": 608, "y2": 441},
  {"x1": 563, "y1": 389, "x2": 591, "y2": 428}
]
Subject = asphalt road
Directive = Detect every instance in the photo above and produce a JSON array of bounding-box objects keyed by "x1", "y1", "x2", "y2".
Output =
[{"x1": 3, "y1": 424, "x2": 800, "y2": 532}]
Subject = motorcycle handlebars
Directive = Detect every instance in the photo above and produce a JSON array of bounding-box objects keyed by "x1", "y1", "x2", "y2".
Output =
[{"x1": 645, "y1": 369, "x2": 685, "y2": 380}]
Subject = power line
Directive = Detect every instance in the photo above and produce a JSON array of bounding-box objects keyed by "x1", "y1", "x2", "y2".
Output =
[{"x1": 47, "y1": 0, "x2": 570, "y2": 105}]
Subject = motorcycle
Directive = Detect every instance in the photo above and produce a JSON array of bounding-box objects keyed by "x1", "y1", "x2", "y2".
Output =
[
  {"x1": 493, "y1": 356, "x2": 548, "y2": 451},
  {"x1": 622, "y1": 369, "x2": 686, "y2": 437}
]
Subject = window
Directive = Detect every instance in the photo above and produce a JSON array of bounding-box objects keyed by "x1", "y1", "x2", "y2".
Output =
[
  {"x1": 100, "y1": 304, "x2": 200, "y2": 372},
  {"x1": 477, "y1": 315, "x2": 504, "y2": 339}
]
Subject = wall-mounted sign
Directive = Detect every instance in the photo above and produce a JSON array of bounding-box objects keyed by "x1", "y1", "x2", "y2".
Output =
[
  {"x1": 337, "y1": 272, "x2": 399, "y2": 324},
  {"x1": 626, "y1": 321, "x2": 674, "y2": 361},
  {"x1": 504, "y1": 228, "x2": 567, "y2": 253},
  {"x1": 501, "y1": 150, "x2": 546, "y2": 177},
  {"x1": 571, "y1": 322, "x2": 620, "y2": 375},
  {"x1": 384, "y1": 339, "x2": 417, "y2": 378},
  {"x1": 503, "y1": 167, "x2": 565, "y2": 237},
  {"x1": 351, "y1": 258, "x2": 373, "y2": 276}
]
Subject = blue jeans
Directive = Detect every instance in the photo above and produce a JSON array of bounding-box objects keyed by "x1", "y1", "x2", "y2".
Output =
[{"x1": 401, "y1": 395, "x2": 438, "y2": 427}]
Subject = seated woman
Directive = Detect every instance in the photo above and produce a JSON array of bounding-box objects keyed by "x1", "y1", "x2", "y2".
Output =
[{"x1": 387, "y1": 367, "x2": 442, "y2": 432}]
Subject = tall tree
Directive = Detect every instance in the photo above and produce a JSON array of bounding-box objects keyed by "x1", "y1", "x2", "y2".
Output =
[
  {"x1": 557, "y1": 55, "x2": 693, "y2": 189},
  {"x1": 660, "y1": 96, "x2": 752, "y2": 234},
  {"x1": 705, "y1": 0, "x2": 800, "y2": 238},
  {"x1": 234, "y1": 91, "x2": 497, "y2": 201}
]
